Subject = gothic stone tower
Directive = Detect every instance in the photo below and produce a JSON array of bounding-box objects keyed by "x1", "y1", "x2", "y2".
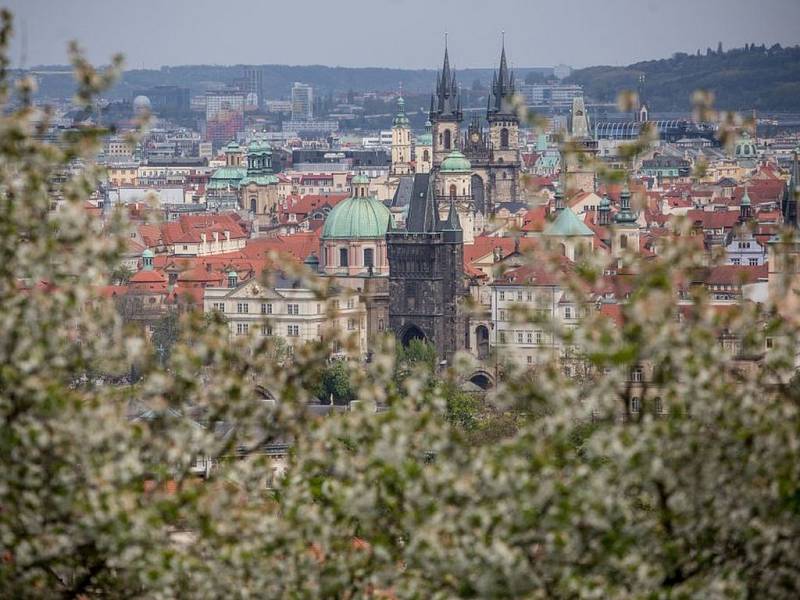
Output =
[
  {"x1": 430, "y1": 43, "x2": 463, "y2": 169},
  {"x1": 486, "y1": 41, "x2": 521, "y2": 205},
  {"x1": 387, "y1": 176, "x2": 465, "y2": 364}
]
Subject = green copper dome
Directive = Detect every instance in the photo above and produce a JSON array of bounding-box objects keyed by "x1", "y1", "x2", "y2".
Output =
[
  {"x1": 416, "y1": 132, "x2": 433, "y2": 146},
  {"x1": 322, "y1": 195, "x2": 392, "y2": 240},
  {"x1": 247, "y1": 139, "x2": 272, "y2": 155},
  {"x1": 393, "y1": 96, "x2": 409, "y2": 128},
  {"x1": 351, "y1": 174, "x2": 370, "y2": 185},
  {"x1": 440, "y1": 150, "x2": 471, "y2": 173}
]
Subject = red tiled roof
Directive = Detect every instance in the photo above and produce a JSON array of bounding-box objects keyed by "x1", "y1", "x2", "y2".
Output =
[
  {"x1": 686, "y1": 209, "x2": 740, "y2": 230},
  {"x1": 701, "y1": 264, "x2": 768, "y2": 286},
  {"x1": 130, "y1": 270, "x2": 167, "y2": 284}
]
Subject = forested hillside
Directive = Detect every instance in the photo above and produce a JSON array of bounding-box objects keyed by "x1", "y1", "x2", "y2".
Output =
[{"x1": 566, "y1": 44, "x2": 800, "y2": 112}]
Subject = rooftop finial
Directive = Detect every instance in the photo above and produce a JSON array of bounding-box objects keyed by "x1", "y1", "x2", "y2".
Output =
[
  {"x1": 445, "y1": 31, "x2": 448, "y2": 49},
  {"x1": 502, "y1": 29, "x2": 505, "y2": 48}
]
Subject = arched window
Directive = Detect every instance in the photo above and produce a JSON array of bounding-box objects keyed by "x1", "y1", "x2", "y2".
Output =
[
  {"x1": 444, "y1": 129, "x2": 451, "y2": 150},
  {"x1": 620, "y1": 234, "x2": 628, "y2": 249},
  {"x1": 339, "y1": 248, "x2": 349, "y2": 267},
  {"x1": 423, "y1": 149, "x2": 430, "y2": 162},
  {"x1": 559, "y1": 243, "x2": 567, "y2": 257},
  {"x1": 449, "y1": 184, "x2": 457, "y2": 200},
  {"x1": 500, "y1": 127, "x2": 509, "y2": 149},
  {"x1": 364, "y1": 248, "x2": 374, "y2": 268},
  {"x1": 249, "y1": 199, "x2": 257, "y2": 213}
]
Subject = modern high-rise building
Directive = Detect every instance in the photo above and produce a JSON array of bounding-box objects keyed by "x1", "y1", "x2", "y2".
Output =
[
  {"x1": 205, "y1": 91, "x2": 245, "y2": 151},
  {"x1": 244, "y1": 67, "x2": 264, "y2": 108},
  {"x1": 291, "y1": 83, "x2": 313, "y2": 121}
]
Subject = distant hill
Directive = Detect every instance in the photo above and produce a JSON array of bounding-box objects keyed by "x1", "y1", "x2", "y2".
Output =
[
  {"x1": 565, "y1": 44, "x2": 800, "y2": 112},
  {"x1": 27, "y1": 64, "x2": 553, "y2": 101}
]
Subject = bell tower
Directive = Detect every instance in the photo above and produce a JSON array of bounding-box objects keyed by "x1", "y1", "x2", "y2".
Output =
[
  {"x1": 390, "y1": 95, "x2": 411, "y2": 176},
  {"x1": 485, "y1": 34, "x2": 522, "y2": 205},
  {"x1": 430, "y1": 37, "x2": 463, "y2": 169},
  {"x1": 487, "y1": 36, "x2": 519, "y2": 164}
]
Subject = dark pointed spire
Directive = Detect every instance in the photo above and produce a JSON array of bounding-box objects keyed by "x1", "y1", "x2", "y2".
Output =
[
  {"x1": 432, "y1": 35, "x2": 461, "y2": 122},
  {"x1": 498, "y1": 34, "x2": 509, "y2": 88},
  {"x1": 489, "y1": 33, "x2": 517, "y2": 121},
  {"x1": 444, "y1": 199, "x2": 462, "y2": 230}
]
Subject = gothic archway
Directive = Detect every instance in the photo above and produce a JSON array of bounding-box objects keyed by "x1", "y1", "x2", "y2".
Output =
[
  {"x1": 500, "y1": 127, "x2": 509, "y2": 149},
  {"x1": 444, "y1": 129, "x2": 451, "y2": 150},
  {"x1": 399, "y1": 324, "x2": 426, "y2": 347}
]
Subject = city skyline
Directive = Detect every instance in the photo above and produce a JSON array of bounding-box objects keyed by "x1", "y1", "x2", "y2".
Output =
[{"x1": 5, "y1": 0, "x2": 800, "y2": 70}]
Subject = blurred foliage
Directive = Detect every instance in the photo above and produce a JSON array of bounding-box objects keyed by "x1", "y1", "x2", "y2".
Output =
[{"x1": 1, "y1": 10, "x2": 800, "y2": 599}]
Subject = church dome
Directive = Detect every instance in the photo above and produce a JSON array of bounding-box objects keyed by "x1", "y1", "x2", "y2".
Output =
[
  {"x1": 133, "y1": 95, "x2": 151, "y2": 115},
  {"x1": 440, "y1": 150, "x2": 471, "y2": 173},
  {"x1": 321, "y1": 194, "x2": 392, "y2": 240},
  {"x1": 734, "y1": 132, "x2": 757, "y2": 158}
]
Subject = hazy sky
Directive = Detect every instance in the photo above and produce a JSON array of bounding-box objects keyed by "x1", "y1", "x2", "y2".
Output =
[{"x1": 5, "y1": 0, "x2": 800, "y2": 70}]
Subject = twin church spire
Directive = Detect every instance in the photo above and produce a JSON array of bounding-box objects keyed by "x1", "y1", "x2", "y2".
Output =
[{"x1": 429, "y1": 35, "x2": 517, "y2": 123}]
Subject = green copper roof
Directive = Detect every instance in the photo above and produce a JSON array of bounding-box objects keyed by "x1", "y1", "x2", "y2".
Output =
[
  {"x1": 142, "y1": 248, "x2": 154, "y2": 258},
  {"x1": 543, "y1": 207, "x2": 594, "y2": 237},
  {"x1": 322, "y1": 195, "x2": 392, "y2": 240},
  {"x1": 741, "y1": 188, "x2": 751, "y2": 206},
  {"x1": 416, "y1": 133, "x2": 433, "y2": 145},
  {"x1": 224, "y1": 141, "x2": 241, "y2": 152},
  {"x1": 247, "y1": 139, "x2": 272, "y2": 155},
  {"x1": 440, "y1": 150, "x2": 471, "y2": 173},
  {"x1": 211, "y1": 166, "x2": 247, "y2": 181},
  {"x1": 393, "y1": 96, "x2": 410, "y2": 128},
  {"x1": 351, "y1": 174, "x2": 370, "y2": 185},
  {"x1": 239, "y1": 175, "x2": 279, "y2": 187},
  {"x1": 614, "y1": 185, "x2": 638, "y2": 226}
]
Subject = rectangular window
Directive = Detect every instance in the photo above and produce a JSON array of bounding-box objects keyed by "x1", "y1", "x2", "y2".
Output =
[
  {"x1": 766, "y1": 337, "x2": 773, "y2": 349},
  {"x1": 527, "y1": 355, "x2": 533, "y2": 364},
  {"x1": 339, "y1": 248, "x2": 349, "y2": 267},
  {"x1": 527, "y1": 331, "x2": 533, "y2": 344},
  {"x1": 347, "y1": 318, "x2": 356, "y2": 331},
  {"x1": 631, "y1": 366, "x2": 643, "y2": 382},
  {"x1": 499, "y1": 331, "x2": 506, "y2": 344},
  {"x1": 517, "y1": 332, "x2": 523, "y2": 344},
  {"x1": 237, "y1": 303, "x2": 248, "y2": 314},
  {"x1": 287, "y1": 324, "x2": 299, "y2": 337},
  {"x1": 732, "y1": 258, "x2": 741, "y2": 265},
  {"x1": 630, "y1": 397, "x2": 640, "y2": 413},
  {"x1": 347, "y1": 298, "x2": 354, "y2": 309},
  {"x1": 499, "y1": 309, "x2": 506, "y2": 321},
  {"x1": 364, "y1": 248, "x2": 374, "y2": 268},
  {"x1": 261, "y1": 303, "x2": 272, "y2": 315},
  {"x1": 565, "y1": 307, "x2": 572, "y2": 320},
  {"x1": 236, "y1": 323, "x2": 249, "y2": 335},
  {"x1": 213, "y1": 302, "x2": 225, "y2": 312},
  {"x1": 499, "y1": 291, "x2": 505, "y2": 301},
  {"x1": 526, "y1": 291, "x2": 533, "y2": 301},
  {"x1": 749, "y1": 258, "x2": 758, "y2": 266},
  {"x1": 287, "y1": 304, "x2": 299, "y2": 315},
  {"x1": 517, "y1": 291, "x2": 523, "y2": 302},
  {"x1": 261, "y1": 324, "x2": 272, "y2": 336}
]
